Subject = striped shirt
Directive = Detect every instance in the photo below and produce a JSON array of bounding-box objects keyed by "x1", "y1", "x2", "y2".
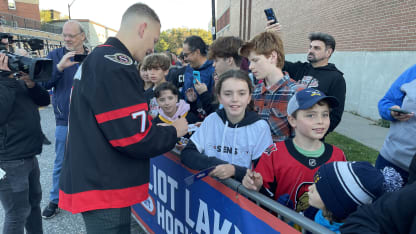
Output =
[{"x1": 252, "y1": 74, "x2": 304, "y2": 142}]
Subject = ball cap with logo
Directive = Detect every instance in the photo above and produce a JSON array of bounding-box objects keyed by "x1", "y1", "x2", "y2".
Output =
[{"x1": 287, "y1": 88, "x2": 339, "y2": 116}]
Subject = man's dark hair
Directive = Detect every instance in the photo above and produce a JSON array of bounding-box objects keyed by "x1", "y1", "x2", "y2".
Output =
[
  {"x1": 208, "y1": 36, "x2": 244, "y2": 66},
  {"x1": 309, "y1": 32, "x2": 336, "y2": 51},
  {"x1": 183, "y1": 35, "x2": 208, "y2": 56}
]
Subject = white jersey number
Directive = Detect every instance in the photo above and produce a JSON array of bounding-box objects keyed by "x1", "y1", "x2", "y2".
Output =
[{"x1": 131, "y1": 110, "x2": 147, "y2": 133}]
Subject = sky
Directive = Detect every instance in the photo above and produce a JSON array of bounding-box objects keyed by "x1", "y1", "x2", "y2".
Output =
[{"x1": 39, "y1": 0, "x2": 213, "y2": 31}]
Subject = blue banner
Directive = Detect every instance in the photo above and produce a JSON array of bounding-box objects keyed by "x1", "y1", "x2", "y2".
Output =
[{"x1": 132, "y1": 152, "x2": 299, "y2": 234}]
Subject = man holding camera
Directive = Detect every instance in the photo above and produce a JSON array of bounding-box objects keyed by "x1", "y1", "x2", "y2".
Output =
[
  {"x1": 39, "y1": 20, "x2": 88, "y2": 219},
  {"x1": 0, "y1": 53, "x2": 50, "y2": 233}
]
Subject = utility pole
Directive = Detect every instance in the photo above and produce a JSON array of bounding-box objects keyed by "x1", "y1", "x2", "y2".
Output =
[
  {"x1": 68, "y1": 0, "x2": 76, "y2": 19},
  {"x1": 211, "y1": 0, "x2": 216, "y2": 40}
]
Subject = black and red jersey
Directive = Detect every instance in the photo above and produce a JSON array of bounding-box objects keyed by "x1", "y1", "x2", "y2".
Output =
[
  {"x1": 58, "y1": 37, "x2": 178, "y2": 214},
  {"x1": 255, "y1": 140, "x2": 346, "y2": 212}
]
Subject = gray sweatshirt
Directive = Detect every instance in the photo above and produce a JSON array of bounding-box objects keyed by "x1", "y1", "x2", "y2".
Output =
[{"x1": 380, "y1": 79, "x2": 416, "y2": 171}]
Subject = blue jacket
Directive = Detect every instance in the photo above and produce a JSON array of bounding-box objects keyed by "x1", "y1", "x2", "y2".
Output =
[
  {"x1": 182, "y1": 60, "x2": 215, "y2": 102},
  {"x1": 40, "y1": 47, "x2": 81, "y2": 126},
  {"x1": 378, "y1": 64, "x2": 416, "y2": 121}
]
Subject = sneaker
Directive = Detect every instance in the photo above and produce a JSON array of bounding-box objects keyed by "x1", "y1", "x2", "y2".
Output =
[{"x1": 42, "y1": 202, "x2": 59, "y2": 219}]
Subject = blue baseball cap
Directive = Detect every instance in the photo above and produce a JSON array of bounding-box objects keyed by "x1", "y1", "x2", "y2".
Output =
[{"x1": 287, "y1": 88, "x2": 339, "y2": 116}]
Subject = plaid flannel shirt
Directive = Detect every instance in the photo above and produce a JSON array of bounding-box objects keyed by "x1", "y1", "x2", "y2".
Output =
[{"x1": 252, "y1": 74, "x2": 304, "y2": 142}]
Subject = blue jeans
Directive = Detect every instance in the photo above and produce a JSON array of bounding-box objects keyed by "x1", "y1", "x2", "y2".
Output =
[
  {"x1": 49, "y1": 125, "x2": 67, "y2": 204},
  {"x1": 375, "y1": 154, "x2": 409, "y2": 184},
  {"x1": 0, "y1": 157, "x2": 43, "y2": 234}
]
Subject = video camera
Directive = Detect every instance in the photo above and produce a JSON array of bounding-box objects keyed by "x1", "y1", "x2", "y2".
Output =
[
  {"x1": 0, "y1": 32, "x2": 52, "y2": 81},
  {"x1": 1, "y1": 50, "x2": 52, "y2": 82}
]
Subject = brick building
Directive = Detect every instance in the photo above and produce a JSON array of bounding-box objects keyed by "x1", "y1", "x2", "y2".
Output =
[
  {"x1": 216, "y1": 0, "x2": 416, "y2": 120},
  {"x1": 0, "y1": 0, "x2": 40, "y2": 21}
]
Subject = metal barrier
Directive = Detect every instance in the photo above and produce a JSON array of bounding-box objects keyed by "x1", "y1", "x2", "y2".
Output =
[
  {"x1": 221, "y1": 177, "x2": 336, "y2": 234},
  {"x1": 0, "y1": 12, "x2": 62, "y2": 34},
  {"x1": 169, "y1": 148, "x2": 335, "y2": 234}
]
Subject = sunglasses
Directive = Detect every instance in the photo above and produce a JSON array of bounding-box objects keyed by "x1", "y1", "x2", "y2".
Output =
[{"x1": 183, "y1": 50, "x2": 195, "y2": 58}]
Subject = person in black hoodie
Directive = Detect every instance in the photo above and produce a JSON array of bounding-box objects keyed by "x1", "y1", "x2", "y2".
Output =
[
  {"x1": 285, "y1": 33, "x2": 345, "y2": 134},
  {"x1": 266, "y1": 23, "x2": 346, "y2": 133},
  {"x1": 0, "y1": 53, "x2": 50, "y2": 233},
  {"x1": 340, "y1": 181, "x2": 416, "y2": 234}
]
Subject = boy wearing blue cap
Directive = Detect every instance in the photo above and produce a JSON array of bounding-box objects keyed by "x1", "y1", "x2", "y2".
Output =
[{"x1": 242, "y1": 88, "x2": 346, "y2": 218}]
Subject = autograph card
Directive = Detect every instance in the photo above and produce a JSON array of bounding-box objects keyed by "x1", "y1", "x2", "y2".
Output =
[
  {"x1": 0, "y1": 168, "x2": 5, "y2": 180},
  {"x1": 188, "y1": 124, "x2": 199, "y2": 132},
  {"x1": 184, "y1": 166, "x2": 216, "y2": 186}
]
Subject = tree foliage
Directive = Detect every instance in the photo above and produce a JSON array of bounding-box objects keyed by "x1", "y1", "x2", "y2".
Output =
[{"x1": 155, "y1": 28, "x2": 213, "y2": 55}]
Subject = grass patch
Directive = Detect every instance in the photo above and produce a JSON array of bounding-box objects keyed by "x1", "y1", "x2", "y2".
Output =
[
  {"x1": 372, "y1": 119, "x2": 390, "y2": 128},
  {"x1": 325, "y1": 132, "x2": 379, "y2": 164}
]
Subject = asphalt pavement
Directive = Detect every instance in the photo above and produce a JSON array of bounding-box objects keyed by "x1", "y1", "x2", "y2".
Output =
[{"x1": 0, "y1": 106, "x2": 144, "y2": 234}]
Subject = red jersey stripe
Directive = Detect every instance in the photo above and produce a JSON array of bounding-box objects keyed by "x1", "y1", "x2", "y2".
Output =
[
  {"x1": 95, "y1": 103, "x2": 148, "y2": 124},
  {"x1": 109, "y1": 116, "x2": 153, "y2": 147},
  {"x1": 58, "y1": 183, "x2": 149, "y2": 214},
  {"x1": 97, "y1": 44, "x2": 113, "y2": 47}
]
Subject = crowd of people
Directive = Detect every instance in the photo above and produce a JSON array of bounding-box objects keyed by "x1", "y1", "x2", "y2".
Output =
[{"x1": 0, "y1": 2, "x2": 415, "y2": 234}]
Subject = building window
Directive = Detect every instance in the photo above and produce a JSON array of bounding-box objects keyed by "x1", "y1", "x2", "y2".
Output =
[{"x1": 8, "y1": 0, "x2": 16, "y2": 10}]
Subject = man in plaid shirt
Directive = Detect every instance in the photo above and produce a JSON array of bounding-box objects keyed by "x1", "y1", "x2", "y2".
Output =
[{"x1": 240, "y1": 31, "x2": 303, "y2": 142}]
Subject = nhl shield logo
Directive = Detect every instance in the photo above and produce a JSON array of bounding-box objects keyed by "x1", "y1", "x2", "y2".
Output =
[
  {"x1": 309, "y1": 158, "x2": 317, "y2": 167},
  {"x1": 104, "y1": 53, "x2": 133, "y2": 65}
]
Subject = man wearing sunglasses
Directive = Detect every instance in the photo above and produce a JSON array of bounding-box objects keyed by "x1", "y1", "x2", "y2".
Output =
[
  {"x1": 39, "y1": 20, "x2": 89, "y2": 219},
  {"x1": 181, "y1": 36, "x2": 215, "y2": 107}
]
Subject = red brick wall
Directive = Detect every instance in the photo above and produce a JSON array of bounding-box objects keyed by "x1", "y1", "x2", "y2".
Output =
[
  {"x1": 0, "y1": 1, "x2": 40, "y2": 21},
  {"x1": 271, "y1": 0, "x2": 416, "y2": 53},
  {"x1": 217, "y1": 8, "x2": 230, "y2": 32}
]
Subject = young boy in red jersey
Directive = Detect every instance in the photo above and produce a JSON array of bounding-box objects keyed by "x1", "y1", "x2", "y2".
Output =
[{"x1": 242, "y1": 88, "x2": 346, "y2": 218}]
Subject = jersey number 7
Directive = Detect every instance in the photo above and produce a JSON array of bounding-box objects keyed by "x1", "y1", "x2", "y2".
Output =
[{"x1": 131, "y1": 111, "x2": 147, "y2": 133}]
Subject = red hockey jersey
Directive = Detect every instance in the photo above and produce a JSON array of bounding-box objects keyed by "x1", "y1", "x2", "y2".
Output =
[{"x1": 255, "y1": 140, "x2": 346, "y2": 212}]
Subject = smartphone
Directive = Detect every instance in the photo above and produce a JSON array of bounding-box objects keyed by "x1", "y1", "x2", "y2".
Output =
[
  {"x1": 264, "y1": 8, "x2": 278, "y2": 24},
  {"x1": 193, "y1": 71, "x2": 201, "y2": 84},
  {"x1": 74, "y1": 54, "x2": 87, "y2": 62},
  {"x1": 389, "y1": 107, "x2": 412, "y2": 115}
]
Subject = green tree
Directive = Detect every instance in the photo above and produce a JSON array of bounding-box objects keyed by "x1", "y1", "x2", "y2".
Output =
[
  {"x1": 155, "y1": 28, "x2": 212, "y2": 55},
  {"x1": 155, "y1": 38, "x2": 169, "y2": 52}
]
